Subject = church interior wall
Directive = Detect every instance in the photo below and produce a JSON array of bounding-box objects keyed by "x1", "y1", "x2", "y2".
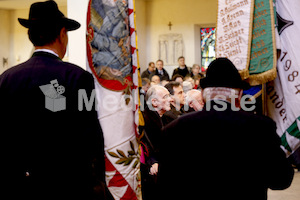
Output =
[
  {"x1": 141, "y1": 0, "x2": 217, "y2": 74},
  {"x1": 0, "y1": 9, "x2": 13, "y2": 75}
]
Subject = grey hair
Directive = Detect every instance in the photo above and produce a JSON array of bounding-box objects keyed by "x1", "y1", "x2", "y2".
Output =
[
  {"x1": 145, "y1": 85, "x2": 165, "y2": 103},
  {"x1": 186, "y1": 89, "x2": 202, "y2": 104}
]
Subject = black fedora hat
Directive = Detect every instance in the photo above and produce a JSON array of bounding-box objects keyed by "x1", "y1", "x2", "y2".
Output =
[
  {"x1": 200, "y1": 57, "x2": 250, "y2": 90},
  {"x1": 18, "y1": 0, "x2": 80, "y2": 31}
]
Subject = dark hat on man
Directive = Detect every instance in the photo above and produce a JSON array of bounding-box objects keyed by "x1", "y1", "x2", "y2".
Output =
[
  {"x1": 18, "y1": 0, "x2": 80, "y2": 31},
  {"x1": 200, "y1": 57, "x2": 250, "y2": 90}
]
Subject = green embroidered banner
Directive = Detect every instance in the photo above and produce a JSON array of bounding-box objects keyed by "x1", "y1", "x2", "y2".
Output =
[{"x1": 248, "y1": 0, "x2": 277, "y2": 85}]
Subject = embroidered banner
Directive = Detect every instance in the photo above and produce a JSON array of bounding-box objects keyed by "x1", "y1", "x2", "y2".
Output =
[
  {"x1": 216, "y1": 0, "x2": 254, "y2": 79},
  {"x1": 86, "y1": 0, "x2": 142, "y2": 199},
  {"x1": 248, "y1": 0, "x2": 277, "y2": 85},
  {"x1": 266, "y1": 0, "x2": 300, "y2": 156}
]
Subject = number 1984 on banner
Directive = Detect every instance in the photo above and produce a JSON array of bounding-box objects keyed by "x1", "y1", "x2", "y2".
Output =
[{"x1": 280, "y1": 51, "x2": 300, "y2": 95}]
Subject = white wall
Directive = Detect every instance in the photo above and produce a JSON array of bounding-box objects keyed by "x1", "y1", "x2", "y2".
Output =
[
  {"x1": 10, "y1": 9, "x2": 34, "y2": 67},
  {"x1": 67, "y1": 0, "x2": 89, "y2": 69}
]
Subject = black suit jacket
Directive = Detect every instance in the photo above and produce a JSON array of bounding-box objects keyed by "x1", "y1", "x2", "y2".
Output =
[
  {"x1": 172, "y1": 65, "x2": 190, "y2": 78},
  {"x1": 142, "y1": 105, "x2": 165, "y2": 166},
  {"x1": 162, "y1": 104, "x2": 187, "y2": 125},
  {"x1": 158, "y1": 100, "x2": 294, "y2": 200},
  {"x1": 149, "y1": 68, "x2": 170, "y2": 81},
  {"x1": 0, "y1": 52, "x2": 108, "y2": 199}
]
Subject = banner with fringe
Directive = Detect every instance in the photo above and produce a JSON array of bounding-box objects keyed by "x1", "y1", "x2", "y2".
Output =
[
  {"x1": 266, "y1": 0, "x2": 300, "y2": 156},
  {"x1": 216, "y1": 0, "x2": 277, "y2": 85},
  {"x1": 216, "y1": 0, "x2": 254, "y2": 79},
  {"x1": 248, "y1": 0, "x2": 277, "y2": 85},
  {"x1": 86, "y1": 0, "x2": 142, "y2": 199}
]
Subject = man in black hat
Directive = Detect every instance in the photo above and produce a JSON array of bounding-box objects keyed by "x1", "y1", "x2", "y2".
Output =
[
  {"x1": 158, "y1": 58, "x2": 294, "y2": 200},
  {"x1": 0, "y1": 1, "x2": 111, "y2": 199}
]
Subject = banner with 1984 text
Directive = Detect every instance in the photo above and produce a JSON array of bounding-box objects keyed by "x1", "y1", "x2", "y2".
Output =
[{"x1": 267, "y1": 0, "x2": 300, "y2": 156}]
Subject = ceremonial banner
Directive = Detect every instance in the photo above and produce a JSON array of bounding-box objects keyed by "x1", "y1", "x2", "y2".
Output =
[
  {"x1": 248, "y1": 0, "x2": 277, "y2": 85},
  {"x1": 87, "y1": 0, "x2": 142, "y2": 199},
  {"x1": 216, "y1": 0, "x2": 254, "y2": 79},
  {"x1": 266, "y1": 0, "x2": 300, "y2": 156}
]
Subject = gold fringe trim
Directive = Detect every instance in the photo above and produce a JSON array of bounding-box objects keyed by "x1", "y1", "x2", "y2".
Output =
[
  {"x1": 248, "y1": 67, "x2": 277, "y2": 86},
  {"x1": 239, "y1": 68, "x2": 250, "y2": 80}
]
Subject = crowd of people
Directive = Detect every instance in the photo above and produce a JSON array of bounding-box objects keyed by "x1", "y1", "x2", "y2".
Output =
[
  {"x1": 140, "y1": 57, "x2": 295, "y2": 200},
  {"x1": 141, "y1": 56, "x2": 205, "y2": 90}
]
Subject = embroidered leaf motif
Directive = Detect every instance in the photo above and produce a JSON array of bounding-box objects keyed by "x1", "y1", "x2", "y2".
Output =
[
  {"x1": 117, "y1": 149, "x2": 126, "y2": 158},
  {"x1": 116, "y1": 158, "x2": 127, "y2": 164},
  {"x1": 108, "y1": 151, "x2": 119, "y2": 158},
  {"x1": 130, "y1": 141, "x2": 135, "y2": 151},
  {"x1": 107, "y1": 141, "x2": 140, "y2": 169},
  {"x1": 133, "y1": 160, "x2": 139, "y2": 168},
  {"x1": 128, "y1": 150, "x2": 135, "y2": 156},
  {"x1": 124, "y1": 157, "x2": 134, "y2": 166}
]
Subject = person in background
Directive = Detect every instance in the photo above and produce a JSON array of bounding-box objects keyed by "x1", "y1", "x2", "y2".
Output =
[
  {"x1": 172, "y1": 56, "x2": 190, "y2": 78},
  {"x1": 141, "y1": 62, "x2": 156, "y2": 79},
  {"x1": 163, "y1": 81, "x2": 186, "y2": 125},
  {"x1": 161, "y1": 80, "x2": 169, "y2": 87},
  {"x1": 0, "y1": 1, "x2": 111, "y2": 199},
  {"x1": 149, "y1": 59, "x2": 170, "y2": 82},
  {"x1": 171, "y1": 74, "x2": 184, "y2": 85},
  {"x1": 151, "y1": 75, "x2": 161, "y2": 85},
  {"x1": 193, "y1": 74, "x2": 202, "y2": 89},
  {"x1": 158, "y1": 58, "x2": 294, "y2": 200},
  {"x1": 182, "y1": 81, "x2": 193, "y2": 94},
  {"x1": 184, "y1": 89, "x2": 204, "y2": 112},
  {"x1": 141, "y1": 85, "x2": 173, "y2": 200},
  {"x1": 141, "y1": 78, "x2": 151, "y2": 94},
  {"x1": 184, "y1": 76, "x2": 196, "y2": 89},
  {"x1": 190, "y1": 63, "x2": 204, "y2": 79},
  {"x1": 140, "y1": 78, "x2": 151, "y2": 108}
]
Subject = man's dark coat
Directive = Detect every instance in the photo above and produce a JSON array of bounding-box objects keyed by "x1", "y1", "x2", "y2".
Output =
[
  {"x1": 158, "y1": 100, "x2": 294, "y2": 200},
  {"x1": 140, "y1": 104, "x2": 166, "y2": 200},
  {"x1": 0, "y1": 52, "x2": 108, "y2": 199},
  {"x1": 149, "y1": 68, "x2": 170, "y2": 82}
]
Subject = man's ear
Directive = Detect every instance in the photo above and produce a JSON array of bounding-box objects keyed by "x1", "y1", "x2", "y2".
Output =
[
  {"x1": 189, "y1": 101, "x2": 194, "y2": 108},
  {"x1": 151, "y1": 98, "x2": 158, "y2": 107},
  {"x1": 60, "y1": 27, "x2": 67, "y2": 40}
]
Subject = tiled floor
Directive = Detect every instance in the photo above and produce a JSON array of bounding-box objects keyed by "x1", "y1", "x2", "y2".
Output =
[{"x1": 268, "y1": 170, "x2": 300, "y2": 200}]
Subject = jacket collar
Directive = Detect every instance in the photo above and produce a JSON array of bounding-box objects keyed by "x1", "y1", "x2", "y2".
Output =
[
  {"x1": 32, "y1": 51, "x2": 62, "y2": 61},
  {"x1": 203, "y1": 99, "x2": 235, "y2": 112}
]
